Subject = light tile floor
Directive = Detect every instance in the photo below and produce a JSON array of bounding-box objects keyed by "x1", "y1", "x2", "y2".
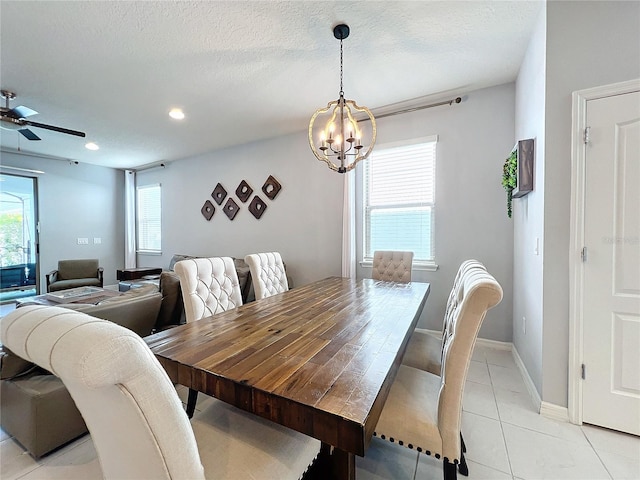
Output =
[{"x1": 1, "y1": 344, "x2": 638, "y2": 480}]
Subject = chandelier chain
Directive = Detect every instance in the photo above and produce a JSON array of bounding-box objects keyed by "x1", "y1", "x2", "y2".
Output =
[{"x1": 339, "y1": 38, "x2": 344, "y2": 96}]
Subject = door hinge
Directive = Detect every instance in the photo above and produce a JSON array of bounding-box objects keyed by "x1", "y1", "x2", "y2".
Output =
[
  {"x1": 584, "y1": 126, "x2": 591, "y2": 144},
  {"x1": 581, "y1": 364, "x2": 586, "y2": 380},
  {"x1": 581, "y1": 246, "x2": 588, "y2": 262}
]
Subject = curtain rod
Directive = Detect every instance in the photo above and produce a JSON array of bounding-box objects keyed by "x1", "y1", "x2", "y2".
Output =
[
  {"x1": 134, "y1": 161, "x2": 167, "y2": 173},
  {"x1": 360, "y1": 96, "x2": 463, "y2": 122}
]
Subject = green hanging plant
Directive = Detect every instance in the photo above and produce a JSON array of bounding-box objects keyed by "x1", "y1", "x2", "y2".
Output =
[{"x1": 502, "y1": 150, "x2": 517, "y2": 218}]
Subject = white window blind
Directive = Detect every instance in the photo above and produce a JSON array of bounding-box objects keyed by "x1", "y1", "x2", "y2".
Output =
[
  {"x1": 363, "y1": 137, "x2": 436, "y2": 263},
  {"x1": 137, "y1": 184, "x2": 161, "y2": 253}
]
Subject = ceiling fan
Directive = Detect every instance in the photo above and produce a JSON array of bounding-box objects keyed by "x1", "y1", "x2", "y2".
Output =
[{"x1": 0, "y1": 90, "x2": 85, "y2": 141}]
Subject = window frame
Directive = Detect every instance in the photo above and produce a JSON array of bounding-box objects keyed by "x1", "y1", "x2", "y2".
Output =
[
  {"x1": 136, "y1": 183, "x2": 162, "y2": 254},
  {"x1": 361, "y1": 135, "x2": 438, "y2": 270}
]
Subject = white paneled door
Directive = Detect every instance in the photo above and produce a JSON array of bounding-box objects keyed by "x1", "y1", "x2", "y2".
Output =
[{"x1": 582, "y1": 90, "x2": 640, "y2": 435}]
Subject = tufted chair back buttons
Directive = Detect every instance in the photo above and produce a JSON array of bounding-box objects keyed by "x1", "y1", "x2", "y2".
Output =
[
  {"x1": 371, "y1": 251, "x2": 414, "y2": 283},
  {"x1": 244, "y1": 252, "x2": 289, "y2": 300},
  {"x1": 174, "y1": 257, "x2": 243, "y2": 323}
]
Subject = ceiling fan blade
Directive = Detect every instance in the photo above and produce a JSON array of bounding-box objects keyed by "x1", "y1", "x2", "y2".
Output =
[
  {"x1": 12, "y1": 106, "x2": 38, "y2": 118},
  {"x1": 19, "y1": 128, "x2": 41, "y2": 141},
  {"x1": 25, "y1": 120, "x2": 86, "y2": 138}
]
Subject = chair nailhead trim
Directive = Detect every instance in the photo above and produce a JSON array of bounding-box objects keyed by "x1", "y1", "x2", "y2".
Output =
[{"x1": 375, "y1": 432, "x2": 457, "y2": 463}]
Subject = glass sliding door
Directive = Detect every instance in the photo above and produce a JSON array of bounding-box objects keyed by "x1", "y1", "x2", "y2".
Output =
[{"x1": 0, "y1": 173, "x2": 38, "y2": 300}]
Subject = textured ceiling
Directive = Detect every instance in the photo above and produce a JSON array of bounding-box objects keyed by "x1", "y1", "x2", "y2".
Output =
[{"x1": 0, "y1": 1, "x2": 542, "y2": 169}]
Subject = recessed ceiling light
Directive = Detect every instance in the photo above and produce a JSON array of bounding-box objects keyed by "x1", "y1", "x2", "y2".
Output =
[
  {"x1": 169, "y1": 108, "x2": 185, "y2": 120},
  {"x1": 85, "y1": 142, "x2": 99, "y2": 151}
]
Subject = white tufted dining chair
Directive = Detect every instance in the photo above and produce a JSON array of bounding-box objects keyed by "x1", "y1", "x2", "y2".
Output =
[
  {"x1": 402, "y1": 259, "x2": 484, "y2": 375},
  {"x1": 374, "y1": 261, "x2": 503, "y2": 480},
  {"x1": 371, "y1": 250, "x2": 414, "y2": 283},
  {"x1": 174, "y1": 256, "x2": 243, "y2": 416},
  {"x1": 0, "y1": 306, "x2": 321, "y2": 480},
  {"x1": 174, "y1": 257, "x2": 243, "y2": 324},
  {"x1": 244, "y1": 252, "x2": 289, "y2": 300}
]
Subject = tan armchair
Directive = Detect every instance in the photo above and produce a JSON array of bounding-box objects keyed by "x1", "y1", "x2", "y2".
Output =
[{"x1": 46, "y1": 259, "x2": 103, "y2": 292}]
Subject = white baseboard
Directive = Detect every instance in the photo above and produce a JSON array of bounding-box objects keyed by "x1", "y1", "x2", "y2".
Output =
[
  {"x1": 476, "y1": 336, "x2": 512, "y2": 351},
  {"x1": 540, "y1": 402, "x2": 570, "y2": 422},
  {"x1": 414, "y1": 327, "x2": 439, "y2": 335},
  {"x1": 511, "y1": 345, "x2": 542, "y2": 413},
  {"x1": 414, "y1": 329, "x2": 570, "y2": 423},
  {"x1": 416, "y1": 329, "x2": 512, "y2": 351}
]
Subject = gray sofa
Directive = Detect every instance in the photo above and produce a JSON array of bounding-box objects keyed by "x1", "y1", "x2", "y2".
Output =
[{"x1": 0, "y1": 285, "x2": 162, "y2": 458}]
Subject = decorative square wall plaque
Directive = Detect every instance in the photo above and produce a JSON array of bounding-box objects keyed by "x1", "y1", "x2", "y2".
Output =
[
  {"x1": 211, "y1": 183, "x2": 228, "y2": 205},
  {"x1": 261, "y1": 175, "x2": 282, "y2": 200},
  {"x1": 223, "y1": 198, "x2": 240, "y2": 220},
  {"x1": 248, "y1": 195, "x2": 267, "y2": 219},
  {"x1": 235, "y1": 180, "x2": 253, "y2": 203},
  {"x1": 201, "y1": 200, "x2": 215, "y2": 221}
]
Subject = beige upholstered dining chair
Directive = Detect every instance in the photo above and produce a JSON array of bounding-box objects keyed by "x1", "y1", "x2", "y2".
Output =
[
  {"x1": 371, "y1": 250, "x2": 414, "y2": 283},
  {"x1": 374, "y1": 261, "x2": 503, "y2": 480},
  {"x1": 244, "y1": 252, "x2": 289, "y2": 300},
  {"x1": 402, "y1": 259, "x2": 483, "y2": 375},
  {"x1": 174, "y1": 256, "x2": 243, "y2": 323},
  {"x1": 174, "y1": 257, "x2": 244, "y2": 416},
  {"x1": 1, "y1": 306, "x2": 321, "y2": 480}
]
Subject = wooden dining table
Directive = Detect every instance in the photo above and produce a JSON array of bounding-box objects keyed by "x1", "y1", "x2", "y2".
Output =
[{"x1": 145, "y1": 276, "x2": 430, "y2": 479}]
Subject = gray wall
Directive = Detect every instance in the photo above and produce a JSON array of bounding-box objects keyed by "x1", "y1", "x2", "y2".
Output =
[
  {"x1": 138, "y1": 83, "x2": 515, "y2": 342},
  {"x1": 542, "y1": 0, "x2": 640, "y2": 407},
  {"x1": 354, "y1": 83, "x2": 515, "y2": 342},
  {"x1": 135, "y1": 130, "x2": 344, "y2": 287},
  {"x1": 0, "y1": 151, "x2": 125, "y2": 289},
  {"x1": 514, "y1": 0, "x2": 640, "y2": 407},
  {"x1": 513, "y1": 6, "x2": 546, "y2": 397}
]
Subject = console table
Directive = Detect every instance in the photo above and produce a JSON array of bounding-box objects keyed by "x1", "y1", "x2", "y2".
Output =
[{"x1": 116, "y1": 267, "x2": 162, "y2": 281}]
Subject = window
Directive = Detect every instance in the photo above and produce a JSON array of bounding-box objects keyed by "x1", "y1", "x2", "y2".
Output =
[
  {"x1": 136, "y1": 184, "x2": 161, "y2": 253},
  {"x1": 362, "y1": 136, "x2": 437, "y2": 265}
]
